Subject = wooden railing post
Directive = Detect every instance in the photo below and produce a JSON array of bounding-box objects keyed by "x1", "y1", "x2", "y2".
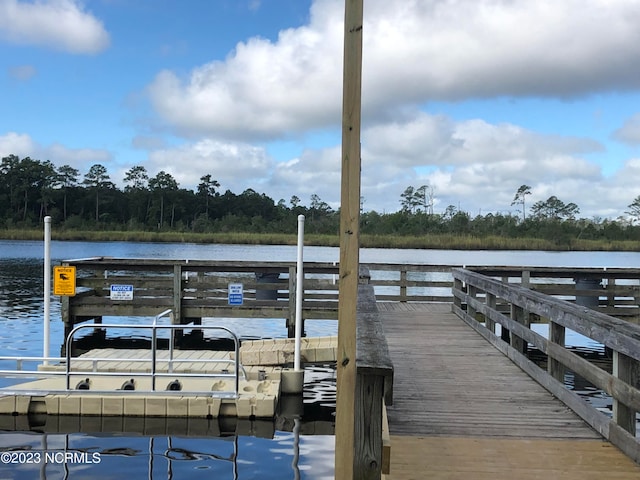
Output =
[
  {"x1": 634, "y1": 285, "x2": 640, "y2": 325},
  {"x1": 467, "y1": 285, "x2": 477, "y2": 320},
  {"x1": 510, "y1": 304, "x2": 526, "y2": 354},
  {"x1": 173, "y1": 264, "x2": 182, "y2": 323},
  {"x1": 400, "y1": 267, "x2": 407, "y2": 302},
  {"x1": 453, "y1": 278, "x2": 463, "y2": 310},
  {"x1": 521, "y1": 270, "x2": 532, "y2": 334},
  {"x1": 548, "y1": 321, "x2": 566, "y2": 382},
  {"x1": 613, "y1": 351, "x2": 639, "y2": 435},
  {"x1": 486, "y1": 293, "x2": 496, "y2": 333}
]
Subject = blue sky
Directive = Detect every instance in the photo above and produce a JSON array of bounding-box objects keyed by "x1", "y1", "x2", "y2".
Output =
[{"x1": 3, "y1": 0, "x2": 640, "y2": 220}]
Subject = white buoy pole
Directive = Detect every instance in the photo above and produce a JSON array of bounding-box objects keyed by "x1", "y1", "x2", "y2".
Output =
[
  {"x1": 43, "y1": 216, "x2": 51, "y2": 365},
  {"x1": 294, "y1": 215, "x2": 305, "y2": 371}
]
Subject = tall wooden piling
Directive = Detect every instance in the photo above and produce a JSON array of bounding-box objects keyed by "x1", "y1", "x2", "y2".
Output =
[{"x1": 335, "y1": 0, "x2": 363, "y2": 478}]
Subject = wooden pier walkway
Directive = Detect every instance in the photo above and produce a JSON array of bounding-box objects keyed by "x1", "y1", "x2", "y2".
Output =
[{"x1": 378, "y1": 302, "x2": 640, "y2": 480}]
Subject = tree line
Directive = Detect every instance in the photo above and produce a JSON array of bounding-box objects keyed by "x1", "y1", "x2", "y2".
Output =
[
  {"x1": 0, "y1": 154, "x2": 337, "y2": 235},
  {"x1": 2, "y1": 155, "x2": 640, "y2": 246}
]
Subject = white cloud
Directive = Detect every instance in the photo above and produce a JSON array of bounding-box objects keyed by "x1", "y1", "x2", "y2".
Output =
[
  {"x1": 146, "y1": 139, "x2": 273, "y2": 193},
  {"x1": 146, "y1": 0, "x2": 343, "y2": 140},
  {"x1": 47, "y1": 143, "x2": 112, "y2": 167},
  {"x1": 0, "y1": 0, "x2": 109, "y2": 54},
  {"x1": 0, "y1": 132, "x2": 36, "y2": 156},
  {"x1": 270, "y1": 146, "x2": 342, "y2": 206},
  {"x1": 363, "y1": 0, "x2": 640, "y2": 106},
  {"x1": 0, "y1": 132, "x2": 111, "y2": 173},
  {"x1": 145, "y1": 0, "x2": 640, "y2": 141},
  {"x1": 357, "y1": 112, "x2": 604, "y2": 212}
]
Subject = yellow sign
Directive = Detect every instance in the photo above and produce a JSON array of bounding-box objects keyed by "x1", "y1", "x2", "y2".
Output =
[{"x1": 53, "y1": 266, "x2": 76, "y2": 296}]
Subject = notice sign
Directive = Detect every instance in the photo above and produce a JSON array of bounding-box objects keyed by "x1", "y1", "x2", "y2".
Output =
[
  {"x1": 53, "y1": 266, "x2": 76, "y2": 296},
  {"x1": 110, "y1": 284, "x2": 134, "y2": 301},
  {"x1": 228, "y1": 283, "x2": 244, "y2": 305}
]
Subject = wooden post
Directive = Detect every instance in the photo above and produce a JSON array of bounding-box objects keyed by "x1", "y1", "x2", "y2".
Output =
[
  {"x1": 453, "y1": 277, "x2": 463, "y2": 310},
  {"x1": 521, "y1": 270, "x2": 532, "y2": 339},
  {"x1": 468, "y1": 285, "x2": 477, "y2": 320},
  {"x1": 486, "y1": 293, "x2": 496, "y2": 333},
  {"x1": 354, "y1": 374, "x2": 385, "y2": 477},
  {"x1": 634, "y1": 285, "x2": 640, "y2": 325},
  {"x1": 400, "y1": 268, "x2": 407, "y2": 302},
  {"x1": 335, "y1": 0, "x2": 363, "y2": 478},
  {"x1": 510, "y1": 304, "x2": 527, "y2": 355},
  {"x1": 548, "y1": 321, "x2": 566, "y2": 383},
  {"x1": 612, "y1": 351, "x2": 639, "y2": 435}
]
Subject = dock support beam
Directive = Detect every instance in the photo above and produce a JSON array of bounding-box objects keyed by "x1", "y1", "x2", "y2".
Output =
[{"x1": 335, "y1": 0, "x2": 363, "y2": 478}]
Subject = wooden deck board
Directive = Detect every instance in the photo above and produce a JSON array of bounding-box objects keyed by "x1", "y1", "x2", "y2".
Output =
[
  {"x1": 380, "y1": 302, "x2": 639, "y2": 478},
  {"x1": 384, "y1": 436, "x2": 640, "y2": 480},
  {"x1": 381, "y1": 303, "x2": 601, "y2": 439}
]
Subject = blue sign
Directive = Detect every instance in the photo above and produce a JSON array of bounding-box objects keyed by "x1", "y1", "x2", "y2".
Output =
[
  {"x1": 110, "y1": 284, "x2": 134, "y2": 301},
  {"x1": 228, "y1": 283, "x2": 244, "y2": 305}
]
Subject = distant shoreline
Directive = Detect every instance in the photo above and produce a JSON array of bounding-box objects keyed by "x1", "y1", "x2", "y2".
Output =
[{"x1": 2, "y1": 228, "x2": 639, "y2": 252}]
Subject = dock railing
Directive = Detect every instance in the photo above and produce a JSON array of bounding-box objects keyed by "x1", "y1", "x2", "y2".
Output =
[
  {"x1": 452, "y1": 267, "x2": 640, "y2": 463},
  {"x1": 60, "y1": 258, "x2": 341, "y2": 337},
  {"x1": 365, "y1": 263, "x2": 454, "y2": 303},
  {"x1": 354, "y1": 267, "x2": 394, "y2": 478},
  {"x1": 61, "y1": 260, "x2": 640, "y2": 339},
  {"x1": 468, "y1": 266, "x2": 640, "y2": 321}
]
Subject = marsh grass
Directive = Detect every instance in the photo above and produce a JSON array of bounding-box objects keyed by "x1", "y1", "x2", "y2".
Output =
[{"x1": 2, "y1": 228, "x2": 639, "y2": 251}]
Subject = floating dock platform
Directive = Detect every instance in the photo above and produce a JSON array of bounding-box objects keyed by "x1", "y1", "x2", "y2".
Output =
[{"x1": 0, "y1": 336, "x2": 337, "y2": 419}]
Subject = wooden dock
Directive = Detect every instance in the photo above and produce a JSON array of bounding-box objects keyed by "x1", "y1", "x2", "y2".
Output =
[{"x1": 378, "y1": 302, "x2": 640, "y2": 479}]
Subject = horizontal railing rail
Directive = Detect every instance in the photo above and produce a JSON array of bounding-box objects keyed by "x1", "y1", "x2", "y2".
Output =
[{"x1": 452, "y1": 267, "x2": 640, "y2": 463}]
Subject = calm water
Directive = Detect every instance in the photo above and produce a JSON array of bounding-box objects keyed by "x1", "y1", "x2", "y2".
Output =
[{"x1": 1, "y1": 240, "x2": 640, "y2": 478}]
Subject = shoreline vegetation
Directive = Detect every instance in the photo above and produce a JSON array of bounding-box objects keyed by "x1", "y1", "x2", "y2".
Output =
[
  {"x1": 3, "y1": 156, "x2": 640, "y2": 253},
  {"x1": 2, "y1": 228, "x2": 639, "y2": 252}
]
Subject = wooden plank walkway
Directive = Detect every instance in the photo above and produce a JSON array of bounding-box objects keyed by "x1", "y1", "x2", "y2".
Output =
[{"x1": 378, "y1": 302, "x2": 640, "y2": 479}]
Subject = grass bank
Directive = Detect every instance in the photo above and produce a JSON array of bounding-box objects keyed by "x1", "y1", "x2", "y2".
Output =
[{"x1": 2, "y1": 228, "x2": 639, "y2": 251}]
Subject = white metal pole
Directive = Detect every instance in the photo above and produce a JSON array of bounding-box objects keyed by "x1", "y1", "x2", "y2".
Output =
[
  {"x1": 294, "y1": 214, "x2": 305, "y2": 371},
  {"x1": 43, "y1": 216, "x2": 51, "y2": 365}
]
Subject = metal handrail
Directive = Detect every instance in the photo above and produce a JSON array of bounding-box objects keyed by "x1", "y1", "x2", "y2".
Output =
[
  {"x1": 0, "y1": 357, "x2": 240, "y2": 377},
  {"x1": 64, "y1": 314, "x2": 243, "y2": 397}
]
